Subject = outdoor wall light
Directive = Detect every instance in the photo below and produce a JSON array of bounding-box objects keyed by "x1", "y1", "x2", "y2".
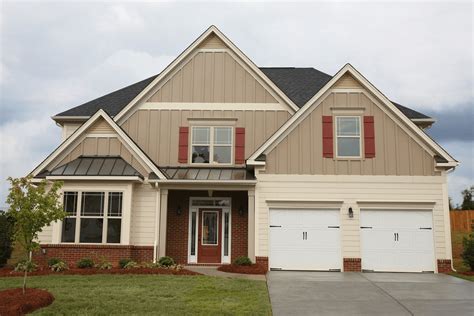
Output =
[
  {"x1": 238, "y1": 205, "x2": 245, "y2": 217},
  {"x1": 348, "y1": 207, "x2": 354, "y2": 218},
  {"x1": 176, "y1": 205, "x2": 182, "y2": 216},
  {"x1": 41, "y1": 248, "x2": 47, "y2": 255}
]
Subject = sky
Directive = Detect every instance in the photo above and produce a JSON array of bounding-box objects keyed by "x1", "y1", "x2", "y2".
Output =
[{"x1": 0, "y1": 1, "x2": 473, "y2": 208}]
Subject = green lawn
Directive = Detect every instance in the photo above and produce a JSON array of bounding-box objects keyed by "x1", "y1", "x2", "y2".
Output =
[
  {"x1": 0, "y1": 274, "x2": 271, "y2": 315},
  {"x1": 451, "y1": 231, "x2": 470, "y2": 272},
  {"x1": 449, "y1": 272, "x2": 474, "y2": 282}
]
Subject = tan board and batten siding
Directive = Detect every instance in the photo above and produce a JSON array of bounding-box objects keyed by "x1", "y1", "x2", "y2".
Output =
[
  {"x1": 50, "y1": 119, "x2": 151, "y2": 176},
  {"x1": 122, "y1": 109, "x2": 290, "y2": 166},
  {"x1": 147, "y1": 51, "x2": 278, "y2": 104},
  {"x1": 265, "y1": 76, "x2": 436, "y2": 176}
]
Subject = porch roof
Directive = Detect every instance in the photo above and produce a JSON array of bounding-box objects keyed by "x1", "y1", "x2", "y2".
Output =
[
  {"x1": 37, "y1": 156, "x2": 144, "y2": 179},
  {"x1": 159, "y1": 167, "x2": 256, "y2": 181}
]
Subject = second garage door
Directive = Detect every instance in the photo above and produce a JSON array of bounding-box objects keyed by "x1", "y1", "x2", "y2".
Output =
[
  {"x1": 360, "y1": 210, "x2": 435, "y2": 272},
  {"x1": 269, "y1": 209, "x2": 341, "y2": 271}
]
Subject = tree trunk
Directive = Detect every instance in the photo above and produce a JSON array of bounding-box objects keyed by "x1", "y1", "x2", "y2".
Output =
[{"x1": 22, "y1": 251, "x2": 32, "y2": 295}]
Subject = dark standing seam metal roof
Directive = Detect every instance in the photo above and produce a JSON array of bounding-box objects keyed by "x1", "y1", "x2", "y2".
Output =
[
  {"x1": 161, "y1": 167, "x2": 256, "y2": 181},
  {"x1": 44, "y1": 156, "x2": 143, "y2": 178},
  {"x1": 54, "y1": 68, "x2": 431, "y2": 120}
]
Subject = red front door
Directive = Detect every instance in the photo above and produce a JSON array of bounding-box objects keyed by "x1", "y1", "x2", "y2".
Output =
[{"x1": 198, "y1": 209, "x2": 222, "y2": 263}]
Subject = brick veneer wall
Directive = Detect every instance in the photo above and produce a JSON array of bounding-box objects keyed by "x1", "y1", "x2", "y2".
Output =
[
  {"x1": 166, "y1": 190, "x2": 248, "y2": 264},
  {"x1": 437, "y1": 259, "x2": 452, "y2": 273},
  {"x1": 256, "y1": 256, "x2": 268, "y2": 270},
  {"x1": 343, "y1": 258, "x2": 362, "y2": 272},
  {"x1": 33, "y1": 244, "x2": 153, "y2": 267}
]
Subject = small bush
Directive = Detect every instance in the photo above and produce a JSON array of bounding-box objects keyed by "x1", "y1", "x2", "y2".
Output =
[
  {"x1": 95, "y1": 257, "x2": 112, "y2": 270},
  {"x1": 158, "y1": 256, "x2": 175, "y2": 267},
  {"x1": 47, "y1": 257, "x2": 62, "y2": 267},
  {"x1": 233, "y1": 256, "x2": 252, "y2": 266},
  {"x1": 14, "y1": 259, "x2": 38, "y2": 272},
  {"x1": 123, "y1": 261, "x2": 139, "y2": 269},
  {"x1": 141, "y1": 261, "x2": 160, "y2": 269},
  {"x1": 119, "y1": 258, "x2": 132, "y2": 269},
  {"x1": 76, "y1": 258, "x2": 94, "y2": 269},
  {"x1": 462, "y1": 232, "x2": 474, "y2": 271},
  {"x1": 51, "y1": 261, "x2": 68, "y2": 272}
]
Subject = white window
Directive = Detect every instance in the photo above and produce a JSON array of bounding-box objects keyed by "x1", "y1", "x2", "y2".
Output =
[
  {"x1": 61, "y1": 191, "x2": 123, "y2": 244},
  {"x1": 336, "y1": 116, "x2": 361, "y2": 158},
  {"x1": 191, "y1": 126, "x2": 233, "y2": 164}
]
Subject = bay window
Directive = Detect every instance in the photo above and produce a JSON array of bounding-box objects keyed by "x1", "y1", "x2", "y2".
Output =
[
  {"x1": 191, "y1": 126, "x2": 233, "y2": 164},
  {"x1": 61, "y1": 191, "x2": 123, "y2": 244},
  {"x1": 336, "y1": 116, "x2": 361, "y2": 158}
]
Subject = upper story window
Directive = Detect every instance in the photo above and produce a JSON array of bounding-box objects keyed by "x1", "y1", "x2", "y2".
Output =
[
  {"x1": 61, "y1": 191, "x2": 123, "y2": 244},
  {"x1": 336, "y1": 116, "x2": 361, "y2": 158},
  {"x1": 191, "y1": 126, "x2": 233, "y2": 164}
]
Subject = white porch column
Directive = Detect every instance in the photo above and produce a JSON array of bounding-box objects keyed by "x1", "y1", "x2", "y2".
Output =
[
  {"x1": 248, "y1": 189, "x2": 256, "y2": 262},
  {"x1": 158, "y1": 189, "x2": 168, "y2": 258}
]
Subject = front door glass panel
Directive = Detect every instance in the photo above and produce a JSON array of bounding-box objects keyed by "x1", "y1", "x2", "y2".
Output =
[{"x1": 202, "y1": 211, "x2": 218, "y2": 245}]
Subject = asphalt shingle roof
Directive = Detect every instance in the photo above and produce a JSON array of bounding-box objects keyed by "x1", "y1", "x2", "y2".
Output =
[{"x1": 54, "y1": 67, "x2": 431, "y2": 120}]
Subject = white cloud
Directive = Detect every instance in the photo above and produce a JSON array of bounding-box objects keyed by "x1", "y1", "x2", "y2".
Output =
[{"x1": 97, "y1": 5, "x2": 145, "y2": 32}]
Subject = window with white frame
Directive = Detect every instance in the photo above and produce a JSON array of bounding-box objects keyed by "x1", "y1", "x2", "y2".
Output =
[
  {"x1": 336, "y1": 116, "x2": 361, "y2": 157},
  {"x1": 191, "y1": 126, "x2": 233, "y2": 164},
  {"x1": 61, "y1": 191, "x2": 123, "y2": 244}
]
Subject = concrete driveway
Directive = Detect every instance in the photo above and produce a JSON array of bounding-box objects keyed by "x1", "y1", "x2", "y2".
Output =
[{"x1": 267, "y1": 271, "x2": 474, "y2": 315}]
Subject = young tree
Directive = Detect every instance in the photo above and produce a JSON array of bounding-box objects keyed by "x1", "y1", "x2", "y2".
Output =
[
  {"x1": 6, "y1": 176, "x2": 65, "y2": 294},
  {"x1": 461, "y1": 188, "x2": 474, "y2": 210}
]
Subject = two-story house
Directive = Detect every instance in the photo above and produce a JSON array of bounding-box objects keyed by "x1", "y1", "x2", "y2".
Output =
[{"x1": 31, "y1": 26, "x2": 458, "y2": 273}]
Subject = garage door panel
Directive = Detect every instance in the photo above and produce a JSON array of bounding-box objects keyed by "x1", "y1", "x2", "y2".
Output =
[
  {"x1": 360, "y1": 210, "x2": 435, "y2": 272},
  {"x1": 269, "y1": 209, "x2": 341, "y2": 271}
]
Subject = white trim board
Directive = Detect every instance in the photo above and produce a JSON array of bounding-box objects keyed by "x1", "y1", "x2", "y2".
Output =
[
  {"x1": 113, "y1": 25, "x2": 299, "y2": 124},
  {"x1": 138, "y1": 102, "x2": 289, "y2": 111},
  {"x1": 247, "y1": 64, "x2": 457, "y2": 168},
  {"x1": 31, "y1": 109, "x2": 166, "y2": 179}
]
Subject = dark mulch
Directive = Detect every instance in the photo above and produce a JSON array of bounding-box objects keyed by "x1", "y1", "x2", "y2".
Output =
[
  {"x1": 0, "y1": 288, "x2": 54, "y2": 316},
  {"x1": 0, "y1": 267, "x2": 200, "y2": 277},
  {"x1": 218, "y1": 264, "x2": 267, "y2": 275},
  {"x1": 459, "y1": 271, "x2": 474, "y2": 276}
]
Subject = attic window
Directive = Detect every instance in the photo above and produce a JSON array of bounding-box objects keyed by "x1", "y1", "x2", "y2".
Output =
[
  {"x1": 336, "y1": 116, "x2": 361, "y2": 158},
  {"x1": 191, "y1": 126, "x2": 233, "y2": 164}
]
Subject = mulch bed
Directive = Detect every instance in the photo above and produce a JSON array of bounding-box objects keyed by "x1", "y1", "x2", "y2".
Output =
[
  {"x1": 459, "y1": 271, "x2": 474, "y2": 276},
  {"x1": 218, "y1": 264, "x2": 267, "y2": 275},
  {"x1": 0, "y1": 288, "x2": 54, "y2": 316},
  {"x1": 0, "y1": 267, "x2": 200, "y2": 277}
]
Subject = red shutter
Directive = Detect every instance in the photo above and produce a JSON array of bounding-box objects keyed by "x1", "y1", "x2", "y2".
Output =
[
  {"x1": 178, "y1": 127, "x2": 189, "y2": 163},
  {"x1": 322, "y1": 116, "x2": 333, "y2": 158},
  {"x1": 364, "y1": 116, "x2": 375, "y2": 158},
  {"x1": 235, "y1": 128, "x2": 245, "y2": 164}
]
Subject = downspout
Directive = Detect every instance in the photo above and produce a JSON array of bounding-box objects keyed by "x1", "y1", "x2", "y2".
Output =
[
  {"x1": 446, "y1": 167, "x2": 457, "y2": 272},
  {"x1": 153, "y1": 182, "x2": 160, "y2": 263}
]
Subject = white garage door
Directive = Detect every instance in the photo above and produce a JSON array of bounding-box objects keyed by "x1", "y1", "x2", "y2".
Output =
[
  {"x1": 269, "y1": 209, "x2": 341, "y2": 271},
  {"x1": 360, "y1": 210, "x2": 435, "y2": 272}
]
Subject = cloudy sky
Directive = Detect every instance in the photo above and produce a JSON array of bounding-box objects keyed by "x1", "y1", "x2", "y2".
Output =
[{"x1": 0, "y1": 1, "x2": 472, "y2": 207}]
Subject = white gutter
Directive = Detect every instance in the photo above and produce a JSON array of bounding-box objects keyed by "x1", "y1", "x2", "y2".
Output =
[{"x1": 149, "y1": 180, "x2": 257, "y2": 185}]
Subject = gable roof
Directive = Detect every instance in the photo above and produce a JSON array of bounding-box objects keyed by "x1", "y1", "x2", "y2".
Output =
[
  {"x1": 248, "y1": 64, "x2": 457, "y2": 168},
  {"x1": 32, "y1": 109, "x2": 166, "y2": 179},
  {"x1": 53, "y1": 66, "x2": 433, "y2": 122}
]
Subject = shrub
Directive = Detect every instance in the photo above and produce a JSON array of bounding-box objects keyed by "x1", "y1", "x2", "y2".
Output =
[
  {"x1": 51, "y1": 261, "x2": 68, "y2": 272},
  {"x1": 95, "y1": 257, "x2": 112, "y2": 270},
  {"x1": 47, "y1": 257, "x2": 62, "y2": 267},
  {"x1": 77, "y1": 258, "x2": 94, "y2": 269},
  {"x1": 158, "y1": 256, "x2": 175, "y2": 267},
  {"x1": 119, "y1": 258, "x2": 132, "y2": 269},
  {"x1": 141, "y1": 261, "x2": 159, "y2": 269},
  {"x1": 0, "y1": 211, "x2": 15, "y2": 268},
  {"x1": 123, "y1": 261, "x2": 139, "y2": 269},
  {"x1": 233, "y1": 256, "x2": 252, "y2": 266},
  {"x1": 462, "y1": 232, "x2": 474, "y2": 271},
  {"x1": 14, "y1": 259, "x2": 38, "y2": 272}
]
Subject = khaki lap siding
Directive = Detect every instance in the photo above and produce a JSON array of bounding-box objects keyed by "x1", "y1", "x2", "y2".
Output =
[
  {"x1": 130, "y1": 184, "x2": 157, "y2": 246},
  {"x1": 121, "y1": 109, "x2": 291, "y2": 166},
  {"x1": 265, "y1": 92, "x2": 435, "y2": 176},
  {"x1": 37, "y1": 225, "x2": 53, "y2": 244},
  {"x1": 256, "y1": 174, "x2": 449, "y2": 260}
]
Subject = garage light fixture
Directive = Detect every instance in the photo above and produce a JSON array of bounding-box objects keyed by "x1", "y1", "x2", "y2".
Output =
[{"x1": 348, "y1": 207, "x2": 354, "y2": 218}]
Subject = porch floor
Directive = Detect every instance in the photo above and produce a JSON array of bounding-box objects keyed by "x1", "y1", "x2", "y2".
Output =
[{"x1": 184, "y1": 266, "x2": 266, "y2": 281}]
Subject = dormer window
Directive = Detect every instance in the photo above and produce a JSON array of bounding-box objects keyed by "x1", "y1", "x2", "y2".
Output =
[
  {"x1": 336, "y1": 116, "x2": 361, "y2": 158},
  {"x1": 191, "y1": 126, "x2": 233, "y2": 164}
]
